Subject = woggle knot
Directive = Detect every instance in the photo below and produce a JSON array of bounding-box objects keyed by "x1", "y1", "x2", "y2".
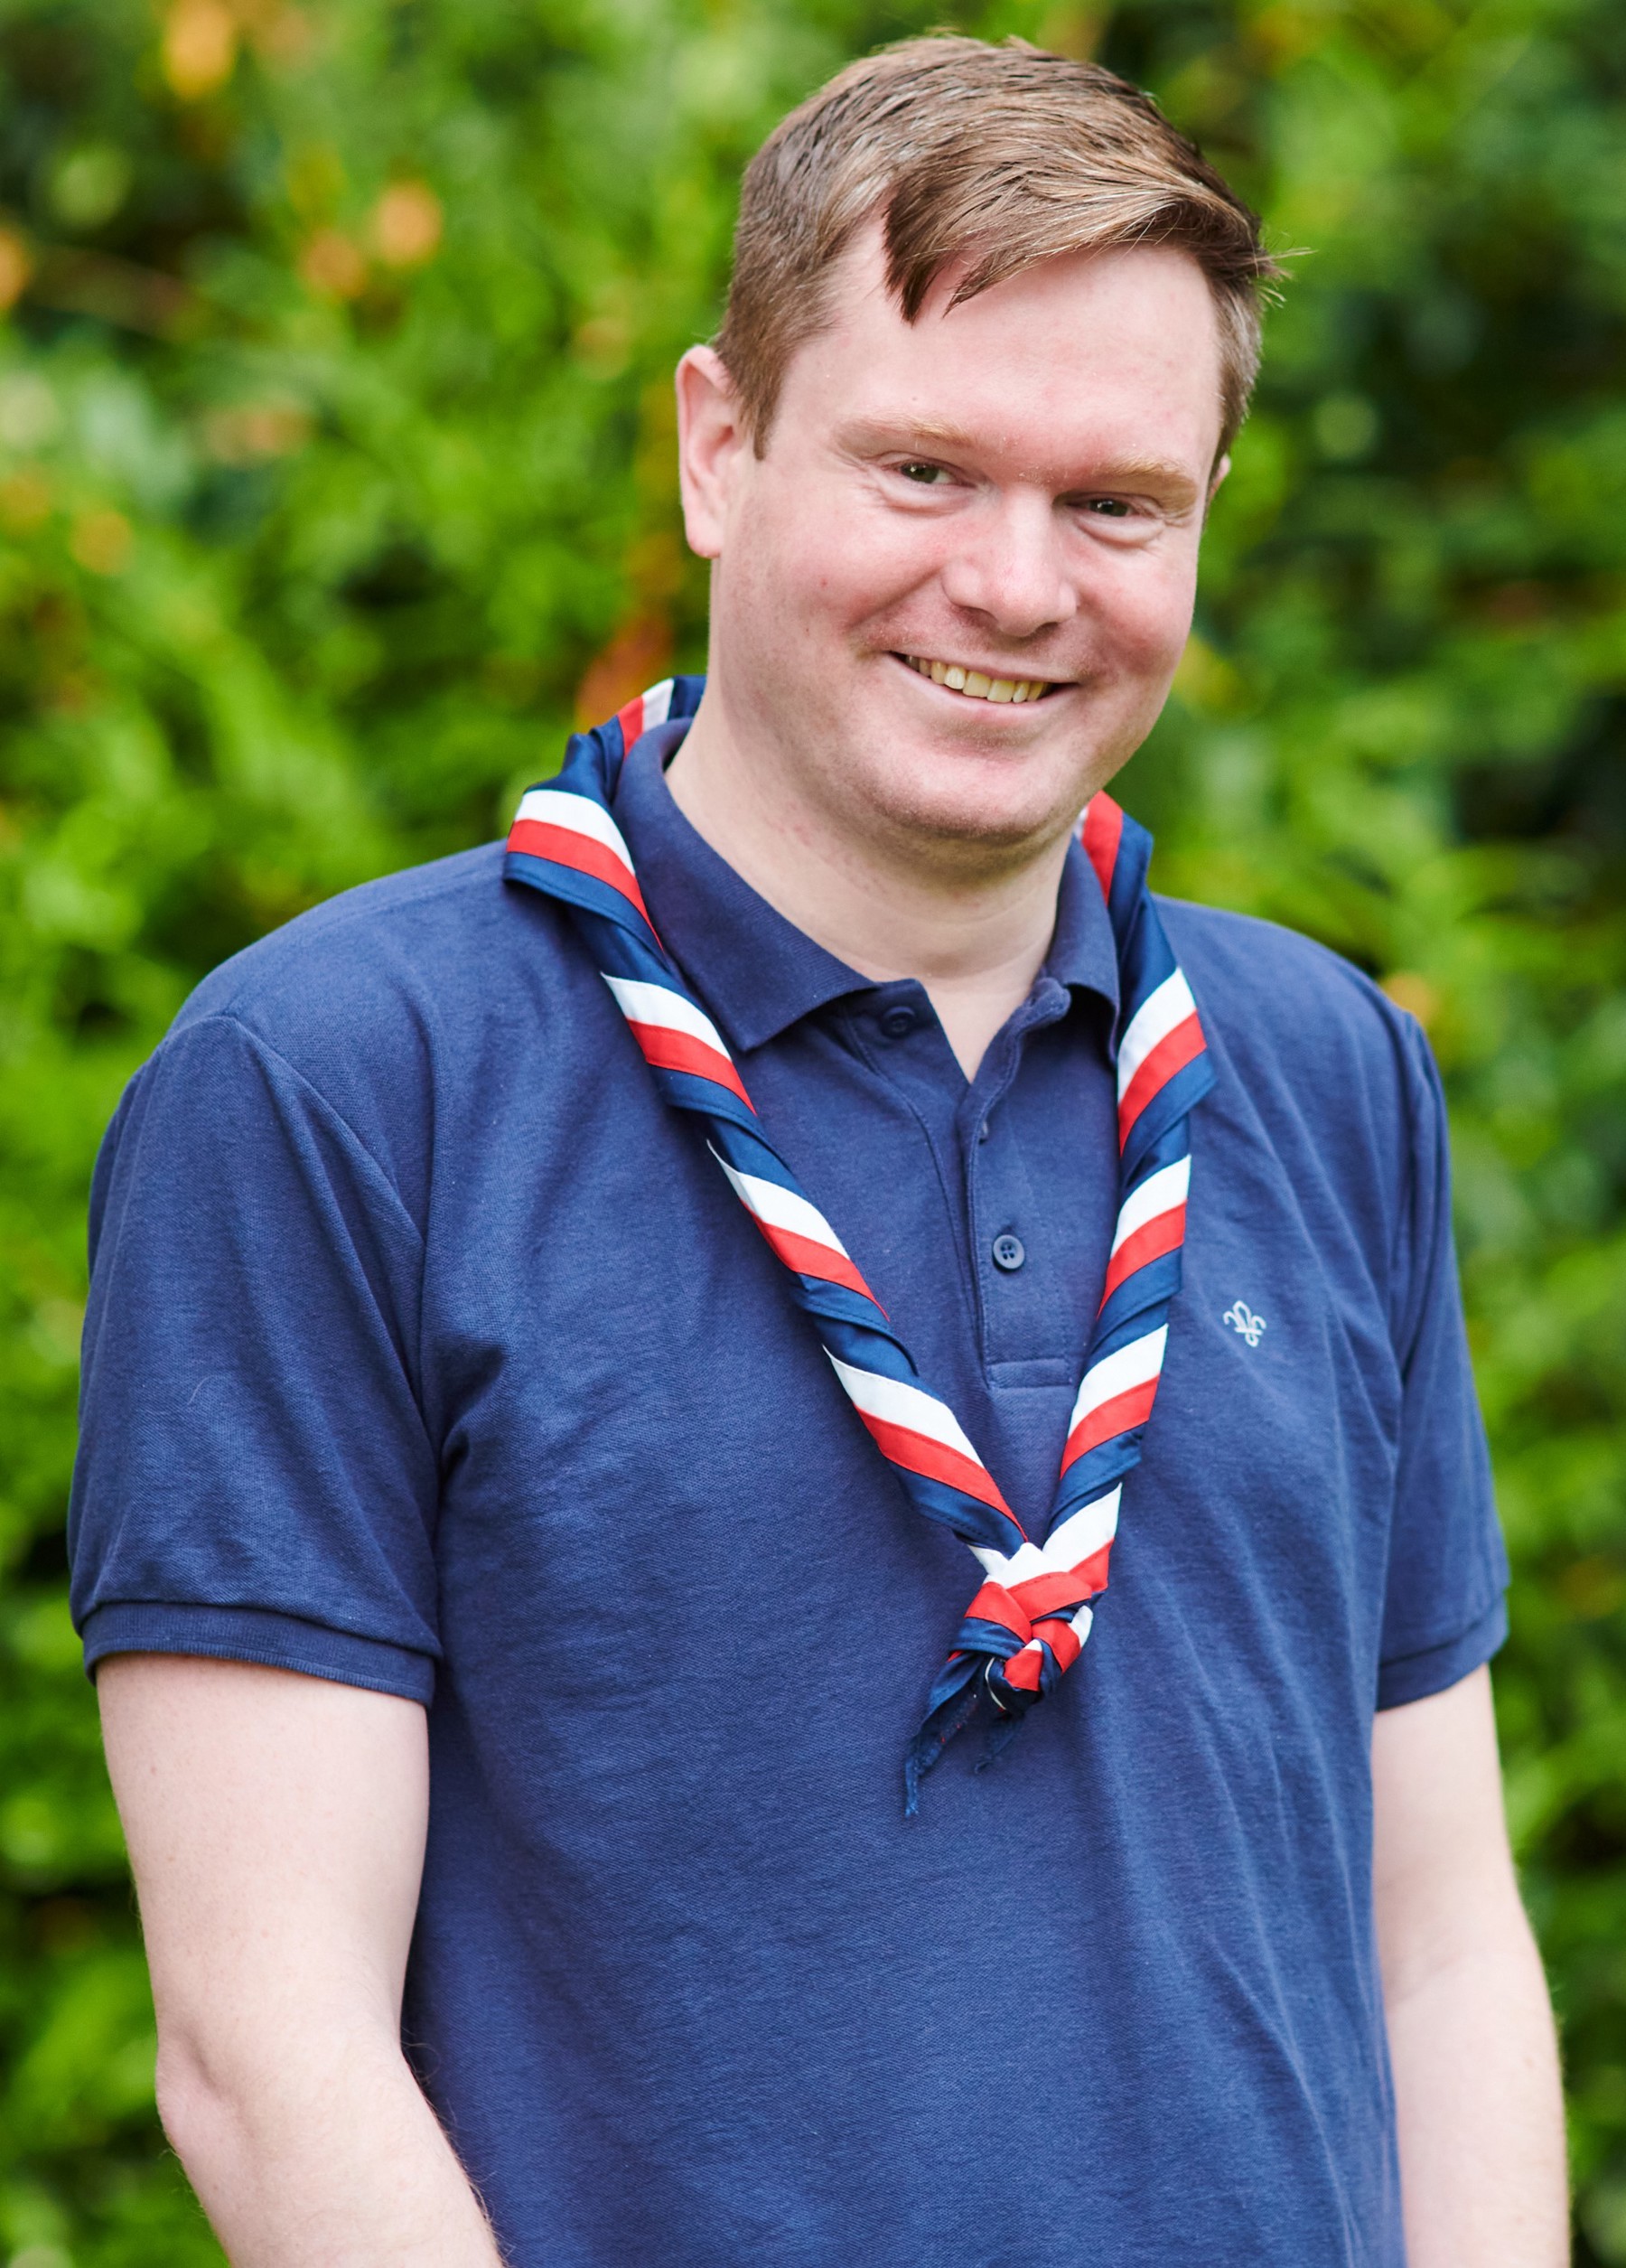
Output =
[
  {"x1": 986, "y1": 1618, "x2": 1086, "y2": 1707},
  {"x1": 938, "y1": 1560, "x2": 1106, "y2": 1719},
  {"x1": 502, "y1": 675, "x2": 1214, "y2": 1813},
  {"x1": 959, "y1": 1573, "x2": 1094, "y2": 1663}
]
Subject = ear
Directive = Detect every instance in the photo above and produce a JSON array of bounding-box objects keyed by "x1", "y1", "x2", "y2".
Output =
[
  {"x1": 676, "y1": 346, "x2": 750, "y2": 561},
  {"x1": 1206, "y1": 451, "x2": 1231, "y2": 503}
]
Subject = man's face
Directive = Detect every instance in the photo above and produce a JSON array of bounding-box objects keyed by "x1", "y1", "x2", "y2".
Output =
[{"x1": 678, "y1": 227, "x2": 1227, "y2": 874}]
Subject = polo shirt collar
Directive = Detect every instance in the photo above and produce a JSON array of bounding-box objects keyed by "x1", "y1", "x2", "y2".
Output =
[{"x1": 613, "y1": 719, "x2": 1121, "y2": 1053}]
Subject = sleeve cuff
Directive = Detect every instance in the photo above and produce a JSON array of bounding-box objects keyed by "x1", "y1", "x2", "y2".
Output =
[
  {"x1": 81, "y1": 1601, "x2": 436, "y2": 1705},
  {"x1": 1377, "y1": 1594, "x2": 1507, "y2": 1710}
]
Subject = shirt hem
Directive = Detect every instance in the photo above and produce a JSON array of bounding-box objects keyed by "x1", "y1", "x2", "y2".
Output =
[
  {"x1": 1376, "y1": 1595, "x2": 1507, "y2": 1710},
  {"x1": 80, "y1": 1601, "x2": 436, "y2": 1705}
]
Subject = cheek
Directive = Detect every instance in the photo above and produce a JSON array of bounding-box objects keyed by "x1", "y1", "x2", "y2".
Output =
[
  {"x1": 1094, "y1": 548, "x2": 1200, "y2": 681},
  {"x1": 747, "y1": 470, "x2": 939, "y2": 628}
]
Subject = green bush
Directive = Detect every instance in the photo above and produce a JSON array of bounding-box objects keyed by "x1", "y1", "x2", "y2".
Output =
[{"x1": 0, "y1": 0, "x2": 1621, "y2": 2256}]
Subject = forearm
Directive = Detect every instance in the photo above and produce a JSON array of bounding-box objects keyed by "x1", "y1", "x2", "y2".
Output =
[
  {"x1": 98, "y1": 1659, "x2": 500, "y2": 2267},
  {"x1": 1373, "y1": 1671, "x2": 1569, "y2": 2266},
  {"x1": 158, "y1": 2021, "x2": 503, "y2": 2267},
  {"x1": 1384, "y1": 1895, "x2": 1567, "y2": 2266}
]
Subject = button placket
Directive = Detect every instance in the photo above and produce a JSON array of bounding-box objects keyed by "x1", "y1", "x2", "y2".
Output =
[
  {"x1": 963, "y1": 981, "x2": 1091, "y2": 1368},
  {"x1": 963, "y1": 1045, "x2": 1030, "y2": 1365}
]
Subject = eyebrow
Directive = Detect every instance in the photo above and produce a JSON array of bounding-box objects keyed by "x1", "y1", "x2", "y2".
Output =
[{"x1": 837, "y1": 418, "x2": 1204, "y2": 506}]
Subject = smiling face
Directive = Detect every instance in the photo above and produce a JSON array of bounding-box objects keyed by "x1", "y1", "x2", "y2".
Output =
[{"x1": 676, "y1": 226, "x2": 1227, "y2": 877}]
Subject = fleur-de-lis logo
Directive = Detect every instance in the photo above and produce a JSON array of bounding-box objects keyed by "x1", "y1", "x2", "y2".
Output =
[{"x1": 1223, "y1": 1299, "x2": 1266, "y2": 1348}]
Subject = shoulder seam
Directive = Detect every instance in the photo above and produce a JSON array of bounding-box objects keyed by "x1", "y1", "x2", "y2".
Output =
[{"x1": 174, "y1": 1012, "x2": 427, "y2": 1253}]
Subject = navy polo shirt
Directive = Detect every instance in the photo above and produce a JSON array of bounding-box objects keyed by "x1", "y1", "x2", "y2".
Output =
[{"x1": 70, "y1": 721, "x2": 1507, "y2": 2268}]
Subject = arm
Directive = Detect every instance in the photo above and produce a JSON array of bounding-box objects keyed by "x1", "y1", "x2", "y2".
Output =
[
  {"x1": 1372, "y1": 1664, "x2": 1568, "y2": 2266},
  {"x1": 98, "y1": 1654, "x2": 504, "y2": 2268}
]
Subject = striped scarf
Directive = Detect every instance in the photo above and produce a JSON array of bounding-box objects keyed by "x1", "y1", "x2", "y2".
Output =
[{"x1": 504, "y1": 675, "x2": 1213, "y2": 1808}]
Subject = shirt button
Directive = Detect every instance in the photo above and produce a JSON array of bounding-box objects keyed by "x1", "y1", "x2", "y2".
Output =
[
  {"x1": 880, "y1": 1006, "x2": 917, "y2": 1039},
  {"x1": 992, "y1": 1233, "x2": 1026, "y2": 1273}
]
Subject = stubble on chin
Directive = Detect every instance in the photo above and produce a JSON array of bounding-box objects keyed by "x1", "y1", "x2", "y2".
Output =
[{"x1": 799, "y1": 724, "x2": 1103, "y2": 885}]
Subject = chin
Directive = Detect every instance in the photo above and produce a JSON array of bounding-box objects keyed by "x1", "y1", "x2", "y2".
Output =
[
  {"x1": 855, "y1": 750, "x2": 1087, "y2": 860},
  {"x1": 846, "y1": 670, "x2": 1132, "y2": 842}
]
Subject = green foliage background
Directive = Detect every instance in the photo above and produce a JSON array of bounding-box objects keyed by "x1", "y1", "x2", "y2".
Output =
[{"x1": 0, "y1": 0, "x2": 1621, "y2": 2255}]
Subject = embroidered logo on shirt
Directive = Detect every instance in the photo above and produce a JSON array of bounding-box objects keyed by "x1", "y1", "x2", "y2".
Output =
[{"x1": 1223, "y1": 1299, "x2": 1266, "y2": 1348}]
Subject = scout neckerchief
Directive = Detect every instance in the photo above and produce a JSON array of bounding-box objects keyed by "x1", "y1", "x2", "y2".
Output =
[{"x1": 504, "y1": 675, "x2": 1213, "y2": 1809}]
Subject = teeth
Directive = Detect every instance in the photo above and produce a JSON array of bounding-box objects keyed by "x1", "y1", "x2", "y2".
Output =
[{"x1": 902, "y1": 655, "x2": 1054, "y2": 704}]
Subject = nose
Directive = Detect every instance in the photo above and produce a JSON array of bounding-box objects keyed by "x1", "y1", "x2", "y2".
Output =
[{"x1": 937, "y1": 492, "x2": 1079, "y2": 641}]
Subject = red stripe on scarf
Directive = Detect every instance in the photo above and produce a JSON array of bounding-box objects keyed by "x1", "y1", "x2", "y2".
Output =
[
  {"x1": 751, "y1": 1219, "x2": 877, "y2": 1304},
  {"x1": 507, "y1": 819, "x2": 652, "y2": 926},
  {"x1": 1072, "y1": 1541, "x2": 1114, "y2": 1597},
  {"x1": 1100, "y1": 1202, "x2": 1188, "y2": 1305},
  {"x1": 1082, "y1": 792, "x2": 1124, "y2": 902},
  {"x1": 625, "y1": 1022, "x2": 754, "y2": 1110},
  {"x1": 1009, "y1": 1568, "x2": 1093, "y2": 1621},
  {"x1": 1118, "y1": 1012, "x2": 1204, "y2": 1146},
  {"x1": 965, "y1": 1582, "x2": 1030, "y2": 1639},
  {"x1": 1062, "y1": 1377, "x2": 1159, "y2": 1469},
  {"x1": 855, "y1": 1412, "x2": 1014, "y2": 1519},
  {"x1": 1001, "y1": 1647, "x2": 1044, "y2": 1693},
  {"x1": 1035, "y1": 1616, "x2": 1083, "y2": 1673}
]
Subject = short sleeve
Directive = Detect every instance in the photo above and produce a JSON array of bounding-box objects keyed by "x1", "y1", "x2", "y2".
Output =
[
  {"x1": 68, "y1": 1013, "x2": 442, "y2": 1701},
  {"x1": 1376, "y1": 1017, "x2": 1509, "y2": 1709}
]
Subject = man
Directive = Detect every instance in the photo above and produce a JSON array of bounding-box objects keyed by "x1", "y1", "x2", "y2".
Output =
[{"x1": 70, "y1": 34, "x2": 1566, "y2": 2268}]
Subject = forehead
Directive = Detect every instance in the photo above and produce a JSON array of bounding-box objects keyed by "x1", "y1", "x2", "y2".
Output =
[{"x1": 774, "y1": 225, "x2": 1226, "y2": 476}]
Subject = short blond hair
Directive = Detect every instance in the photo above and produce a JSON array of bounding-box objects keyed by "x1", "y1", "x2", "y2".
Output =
[{"x1": 717, "y1": 35, "x2": 1281, "y2": 456}]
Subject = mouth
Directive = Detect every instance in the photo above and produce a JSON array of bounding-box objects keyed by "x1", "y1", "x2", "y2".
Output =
[{"x1": 894, "y1": 652, "x2": 1063, "y2": 706}]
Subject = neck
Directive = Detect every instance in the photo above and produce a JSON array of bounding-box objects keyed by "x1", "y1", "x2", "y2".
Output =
[{"x1": 663, "y1": 694, "x2": 1070, "y2": 1082}]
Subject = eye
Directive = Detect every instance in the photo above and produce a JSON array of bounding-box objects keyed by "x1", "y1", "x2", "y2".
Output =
[
  {"x1": 1084, "y1": 496, "x2": 1134, "y2": 519},
  {"x1": 898, "y1": 461, "x2": 951, "y2": 485}
]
